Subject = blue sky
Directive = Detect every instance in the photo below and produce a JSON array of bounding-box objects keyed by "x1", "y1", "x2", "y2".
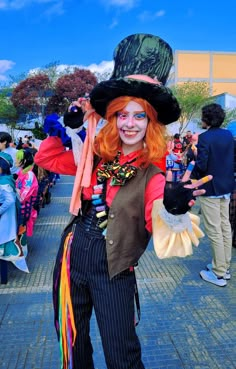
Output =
[{"x1": 1, "y1": 0, "x2": 236, "y2": 84}]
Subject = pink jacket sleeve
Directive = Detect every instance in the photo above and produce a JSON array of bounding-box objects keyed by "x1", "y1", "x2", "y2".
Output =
[
  {"x1": 34, "y1": 137, "x2": 77, "y2": 176},
  {"x1": 145, "y1": 173, "x2": 165, "y2": 233}
]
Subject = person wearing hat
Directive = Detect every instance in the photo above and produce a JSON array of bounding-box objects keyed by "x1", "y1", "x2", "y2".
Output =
[
  {"x1": 0, "y1": 131, "x2": 19, "y2": 178},
  {"x1": 35, "y1": 34, "x2": 211, "y2": 369},
  {"x1": 0, "y1": 152, "x2": 18, "y2": 257},
  {"x1": 0, "y1": 152, "x2": 29, "y2": 273}
]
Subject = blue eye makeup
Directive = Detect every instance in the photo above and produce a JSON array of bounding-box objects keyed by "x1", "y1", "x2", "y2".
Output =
[
  {"x1": 133, "y1": 112, "x2": 147, "y2": 120},
  {"x1": 117, "y1": 111, "x2": 147, "y2": 121}
]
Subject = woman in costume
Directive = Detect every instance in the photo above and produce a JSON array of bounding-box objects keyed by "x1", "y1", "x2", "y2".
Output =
[
  {"x1": 15, "y1": 149, "x2": 39, "y2": 237},
  {"x1": 0, "y1": 152, "x2": 20, "y2": 258},
  {"x1": 35, "y1": 34, "x2": 211, "y2": 369},
  {"x1": 0, "y1": 152, "x2": 29, "y2": 273}
]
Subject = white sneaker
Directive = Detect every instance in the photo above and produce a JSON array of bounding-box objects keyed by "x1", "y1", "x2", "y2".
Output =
[
  {"x1": 200, "y1": 270, "x2": 227, "y2": 287},
  {"x1": 206, "y1": 263, "x2": 231, "y2": 280}
]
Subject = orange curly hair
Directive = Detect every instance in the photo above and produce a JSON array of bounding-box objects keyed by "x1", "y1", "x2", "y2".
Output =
[{"x1": 93, "y1": 96, "x2": 167, "y2": 167}]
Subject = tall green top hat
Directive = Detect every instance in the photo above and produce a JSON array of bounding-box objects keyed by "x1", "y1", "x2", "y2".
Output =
[{"x1": 90, "y1": 33, "x2": 181, "y2": 125}]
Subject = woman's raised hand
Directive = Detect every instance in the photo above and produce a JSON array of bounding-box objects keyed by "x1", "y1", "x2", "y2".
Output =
[{"x1": 164, "y1": 161, "x2": 213, "y2": 215}]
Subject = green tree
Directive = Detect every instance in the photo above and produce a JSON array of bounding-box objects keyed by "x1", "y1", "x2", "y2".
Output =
[
  {"x1": 223, "y1": 108, "x2": 236, "y2": 127},
  {"x1": 0, "y1": 88, "x2": 18, "y2": 139},
  {"x1": 171, "y1": 81, "x2": 213, "y2": 134}
]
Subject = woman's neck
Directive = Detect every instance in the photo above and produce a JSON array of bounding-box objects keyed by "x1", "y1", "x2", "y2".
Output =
[{"x1": 121, "y1": 142, "x2": 143, "y2": 156}]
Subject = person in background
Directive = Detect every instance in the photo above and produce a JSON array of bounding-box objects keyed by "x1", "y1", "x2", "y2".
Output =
[
  {"x1": 23, "y1": 135, "x2": 30, "y2": 145},
  {"x1": 227, "y1": 121, "x2": 236, "y2": 248},
  {"x1": 166, "y1": 135, "x2": 179, "y2": 175},
  {"x1": 182, "y1": 133, "x2": 198, "y2": 166},
  {"x1": 15, "y1": 149, "x2": 39, "y2": 238},
  {"x1": 16, "y1": 137, "x2": 23, "y2": 150},
  {"x1": 172, "y1": 133, "x2": 184, "y2": 181},
  {"x1": 34, "y1": 33, "x2": 211, "y2": 369},
  {"x1": 0, "y1": 152, "x2": 29, "y2": 272},
  {"x1": 173, "y1": 133, "x2": 183, "y2": 150},
  {"x1": 0, "y1": 152, "x2": 19, "y2": 258},
  {"x1": 192, "y1": 103, "x2": 234, "y2": 287},
  {"x1": 0, "y1": 132, "x2": 19, "y2": 178},
  {"x1": 182, "y1": 130, "x2": 193, "y2": 149}
]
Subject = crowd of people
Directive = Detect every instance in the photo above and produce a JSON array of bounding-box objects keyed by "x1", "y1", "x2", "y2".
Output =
[
  {"x1": 166, "y1": 130, "x2": 199, "y2": 181},
  {"x1": 0, "y1": 132, "x2": 57, "y2": 273}
]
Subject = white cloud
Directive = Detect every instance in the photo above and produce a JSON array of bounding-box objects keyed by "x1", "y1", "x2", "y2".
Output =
[
  {"x1": 101, "y1": 0, "x2": 138, "y2": 10},
  {"x1": 83, "y1": 60, "x2": 114, "y2": 74},
  {"x1": 44, "y1": 0, "x2": 64, "y2": 16},
  {"x1": 0, "y1": 1, "x2": 7, "y2": 9},
  {"x1": 1, "y1": 0, "x2": 138, "y2": 11},
  {"x1": 0, "y1": 0, "x2": 62, "y2": 10},
  {"x1": 155, "y1": 10, "x2": 165, "y2": 17},
  {"x1": 109, "y1": 0, "x2": 135, "y2": 6},
  {"x1": 109, "y1": 18, "x2": 119, "y2": 29},
  {"x1": 29, "y1": 60, "x2": 114, "y2": 76},
  {"x1": 138, "y1": 9, "x2": 165, "y2": 22},
  {"x1": 0, "y1": 60, "x2": 15, "y2": 81}
]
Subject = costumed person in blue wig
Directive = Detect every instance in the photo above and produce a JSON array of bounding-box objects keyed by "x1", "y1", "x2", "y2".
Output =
[
  {"x1": 35, "y1": 34, "x2": 212, "y2": 369},
  {"x1": 0, "y1": 152, "x2": 29, "y2": 273}
]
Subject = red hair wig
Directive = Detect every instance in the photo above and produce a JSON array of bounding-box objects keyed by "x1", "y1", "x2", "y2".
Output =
[{"x1": 94, "y1": 96, "x2": 167, "y2": 167}]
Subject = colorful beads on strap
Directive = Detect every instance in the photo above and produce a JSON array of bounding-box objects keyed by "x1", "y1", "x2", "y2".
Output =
[{"x1": 92, "y1": 183, "x2": 108, "y2": 236}]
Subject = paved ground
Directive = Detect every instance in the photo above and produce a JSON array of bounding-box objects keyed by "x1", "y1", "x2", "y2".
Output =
[{"x1": 0, "y1": 175, "x2": 236, "y2": 369}]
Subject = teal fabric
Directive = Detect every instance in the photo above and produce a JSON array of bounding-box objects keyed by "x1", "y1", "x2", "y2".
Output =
[
  {"x1": 0, "y1": 240, "x2": 19, "y2": 257},
  {"x1": 0, "y1": 152, "x2": 13, "y2": 168},
  {"x1": 0, "y1": 174, "x2": 16, "y2": 190}
]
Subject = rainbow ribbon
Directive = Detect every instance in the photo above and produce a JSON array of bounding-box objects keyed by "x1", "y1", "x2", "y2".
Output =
[{"x1": 59, "y1": 231, "x2": 77, "y2": 369}]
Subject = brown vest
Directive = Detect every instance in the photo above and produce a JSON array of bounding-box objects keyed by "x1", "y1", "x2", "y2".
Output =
[
  {"x1": 64, "y1": 162, "x2": 162, "y2": 279},
  {"x1": 105, "y1": 164, "x2": 162, "y2": 279}
]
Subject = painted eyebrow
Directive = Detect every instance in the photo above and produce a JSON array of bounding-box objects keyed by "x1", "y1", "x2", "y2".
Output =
[{"x1": 118, "y1": 110, "x2": 146, "y2": 113}]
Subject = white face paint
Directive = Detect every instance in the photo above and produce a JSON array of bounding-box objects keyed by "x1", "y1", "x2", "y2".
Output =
[{"x1": 116, "y1": 101, "x2": 148, "y2": 155}]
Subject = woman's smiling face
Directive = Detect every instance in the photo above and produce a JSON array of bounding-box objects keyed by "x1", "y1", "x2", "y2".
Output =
[{"x1": 116, "y1": 100, "x2": 148, "y2": 154}]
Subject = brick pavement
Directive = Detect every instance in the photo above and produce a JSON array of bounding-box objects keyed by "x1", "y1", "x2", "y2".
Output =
[{"x1": 0, "y1": 175, "x2": 235, "y2": 369}]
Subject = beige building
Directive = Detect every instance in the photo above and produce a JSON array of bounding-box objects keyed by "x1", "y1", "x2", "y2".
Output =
[{"x1": 171, "y1": 51, "x2": 236, "y2": 96}]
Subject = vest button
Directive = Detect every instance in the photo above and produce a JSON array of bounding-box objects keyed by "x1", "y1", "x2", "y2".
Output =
[
  {"x1": 108, "y1": 240, "x2": 114, "y2": 245},
  {"x1": 109, "y1": 213, "x2": 115, "y2": 218}
]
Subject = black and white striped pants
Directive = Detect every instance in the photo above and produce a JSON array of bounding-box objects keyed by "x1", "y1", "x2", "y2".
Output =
[{"x1": 53, "y1": 220, "x2": 145, "y2": 369}]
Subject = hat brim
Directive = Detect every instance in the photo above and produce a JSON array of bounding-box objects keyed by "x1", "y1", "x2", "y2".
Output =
[{"x1": 90, "y1": 78, "x2": 181, "y2": 125}]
